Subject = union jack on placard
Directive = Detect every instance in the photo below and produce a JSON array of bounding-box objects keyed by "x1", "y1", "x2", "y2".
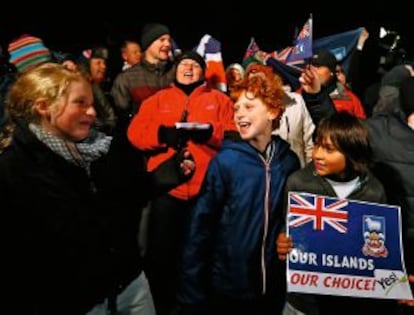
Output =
[{"x1": 288, "y1": 192, "x2": 349, "y2": 233}]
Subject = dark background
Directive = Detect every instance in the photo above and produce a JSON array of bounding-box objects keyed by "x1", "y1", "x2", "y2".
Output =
[{"x1": 1, "y1": 5, "x2": 412, "y2": 69}]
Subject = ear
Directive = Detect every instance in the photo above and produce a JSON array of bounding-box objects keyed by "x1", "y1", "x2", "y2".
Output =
[
  {"x1": 34, "y1": 99, "x2": 50, "y2": 117},
  {"x1": 121, "y1": 51, "x2": 128, "y2": 61},
  {"x1": 268, "y1": 109, "x2": 277, "y2": 122}
]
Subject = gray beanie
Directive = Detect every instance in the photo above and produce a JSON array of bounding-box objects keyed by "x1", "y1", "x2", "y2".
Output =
[{"x1": 140, "y1": 23, "x2": 170, "y2": 51}]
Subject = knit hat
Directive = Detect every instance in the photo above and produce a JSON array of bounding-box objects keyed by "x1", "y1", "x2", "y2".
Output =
[
  {"x1": 241, "y1": 55, "x2": 260, "y2": 71},
  {"x1": 140, "y1": 23, "x2": 170, "y2": 51},
  {"x1": 175, "y1": 51, "x2": 206, "y2": 71},
  {"x1": 8, "y1": 34, "x2": 51, "y2": 72},
  {"x1": 399, "y1": 77, "x2": 414, "y2": 116},
  {"x1": 311, "y1": 51, "x2": 337, "y2": 74},
  {"x1": 381, "y1": 64, "x2": 412, "y2": 87},
  {"x1": 226, "y1": 63, "x2": 245, "y2": 79},
  {"x1": 82, "y1": 47, "x2": 109, "y2": 60}
]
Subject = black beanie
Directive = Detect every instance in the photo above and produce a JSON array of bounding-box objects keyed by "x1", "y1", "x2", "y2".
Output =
[
  {"x1": 399, "y1": 77, "x2": 414, "y2": 116},
  {"x1": 140, "y1": 23, "x2": 170, "y2": 51},
  {"x1": 90, "y1": 47, "x2": 108, "y2": 60},
  {"x1": 311, "y1": 51, "x2": 337, "y2": 74},
  {"x1": 175, "y1": 51, "x2": 206, "y2": 71}
]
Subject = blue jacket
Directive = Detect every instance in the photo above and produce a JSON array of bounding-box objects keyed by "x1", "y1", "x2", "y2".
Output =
[{"x1": 178, "y1": 136, "x2": 300, "y2": 304}]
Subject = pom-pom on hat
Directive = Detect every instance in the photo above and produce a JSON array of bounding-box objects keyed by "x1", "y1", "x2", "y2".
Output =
[
  {"x1": 311, "y1": 51, "x2": 337, "y2": 74},
  {"x1": 140, "y1": 23, "x2": 170, "y2": 51},
  {"x1": 8, "y1": 34, "x2": 51, "y2": 72},
  {"x1": 175, "y1": 51, "x2": 206, "y2": 71}
]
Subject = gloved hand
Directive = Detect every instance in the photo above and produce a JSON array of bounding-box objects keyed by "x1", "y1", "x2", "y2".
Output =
[
  {"x1": 158, "y1": 125, "x2": 189, "y2": 149},
  {"x1": 189, "y1": 125, "x2": 213, "y2": 143}
]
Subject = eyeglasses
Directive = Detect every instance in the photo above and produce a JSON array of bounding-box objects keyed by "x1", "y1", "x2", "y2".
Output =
[{"x1": 178, "y1": 62, "x2": 201, "y2": 69}]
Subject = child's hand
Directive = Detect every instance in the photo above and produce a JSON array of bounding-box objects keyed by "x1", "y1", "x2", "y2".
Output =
[
  {"x1": 398, "y1": 274, "x2": 414, "y2": 306},
  {"x1": 276, "y1": 232, "x2": 293, "y2": 260}
]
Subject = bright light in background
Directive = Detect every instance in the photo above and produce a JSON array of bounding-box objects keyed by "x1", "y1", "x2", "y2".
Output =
[{"x1": 379, "y1": 27, "x2": 397, "y2": 39}]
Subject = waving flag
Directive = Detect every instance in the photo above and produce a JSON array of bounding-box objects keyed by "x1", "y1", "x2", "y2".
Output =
[
  {"x1": 289, "y1": 192, "x2": 349, "y2": 233},
  {"x1": 243, "y1": 37, "x2": 260, "y2": 60},
  {"x1": 285, "y1": 15, "x2": 313, "y2": 65},
  {"x1": 272, "y1": 15, "x2": 313, "y2": 67},
  {"x1": 313, "y1": 27, "x2": 363, "y2": 73},
  {"x1": 264, "y1": 56, "x2": 302, "y2": 90},
  {"x1": 271, "y1": 47, "x2": 292, "y2": 62},
  {"x1": 194, "y1": 34, "x2": 227, "y2": 92}
]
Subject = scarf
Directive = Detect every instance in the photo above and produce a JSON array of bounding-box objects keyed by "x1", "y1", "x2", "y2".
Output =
[{"x1": 29, "y1": 124, "x2": 112, "y2": 174}]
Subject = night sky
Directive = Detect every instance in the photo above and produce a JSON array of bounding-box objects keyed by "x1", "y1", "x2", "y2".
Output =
[{"x1": 1, "y1": 4, "x2": 412, "y2": 67}]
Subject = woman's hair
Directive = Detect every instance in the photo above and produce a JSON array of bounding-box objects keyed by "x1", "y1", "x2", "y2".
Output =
[
  {"x1": 315, "y1": 113, "x2": 371, "y2": 175},
  {"x1": 230, "y1": 71, "x2": 285, "y2": 129},
  {"x1": 0, "y1": 63, "x2": 89, "y2": 151},
  {"x1": 6, "y1": 62, "x2": 88, "y2": 124},
  {"x1": 225, "y1": 63, "x2": 245, "y2": 92}
]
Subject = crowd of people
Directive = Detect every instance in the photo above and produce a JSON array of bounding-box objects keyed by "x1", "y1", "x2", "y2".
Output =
[{"x1": 0, "y1": 21, "x2": 413, "y2": 315}]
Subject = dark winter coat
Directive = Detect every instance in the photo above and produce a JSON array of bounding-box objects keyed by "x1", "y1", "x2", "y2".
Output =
[
  {"x1": 366, "y1": 112, "x2": 414, "y2": 275},
  {"x1": 1, "y1": 122, "x2": 147, "y2": 314},
  {"x1": 178, "y1": 137, "x2": 299, "y2": 308}
]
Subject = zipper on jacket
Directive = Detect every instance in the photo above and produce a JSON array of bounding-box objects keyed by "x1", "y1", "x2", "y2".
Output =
[{"x1": 259, "y1": 146, "x2": 274, "y2": 295}]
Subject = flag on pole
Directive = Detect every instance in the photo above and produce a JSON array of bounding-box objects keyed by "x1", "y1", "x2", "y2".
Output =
[
  {"x1": 285, "y1": 15, "x2": 313, "y2": 65},
  {"x1": 243, "y1": 37, "x2": 260, "y2": 60},
  {"x1": 194, "y1": 34, "x2": 227, "y2": 92},
  {"x1": 272, "y1": 15, "x2": 313, "y2": 67}
]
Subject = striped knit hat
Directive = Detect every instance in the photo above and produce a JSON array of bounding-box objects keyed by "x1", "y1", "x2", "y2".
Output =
[{"x1": 8, "y1": 34, "x2": 51, "y2": 72}]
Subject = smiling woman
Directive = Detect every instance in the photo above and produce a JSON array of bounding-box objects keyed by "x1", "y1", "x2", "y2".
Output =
[
  {"x1": 127, "y1": 48, "x2": 236, "y2": 315},
  {"x1": 1, "y1": 62, "x2": 156, "y2": 314},
  {"x1": 175, "y1": 50, "x2": 206, "y2": 85}
]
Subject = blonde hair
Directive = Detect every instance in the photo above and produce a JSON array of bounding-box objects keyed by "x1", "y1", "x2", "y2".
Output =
[{"x1": 0, "y1": 63, "x2": 89, "y2": 151}]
